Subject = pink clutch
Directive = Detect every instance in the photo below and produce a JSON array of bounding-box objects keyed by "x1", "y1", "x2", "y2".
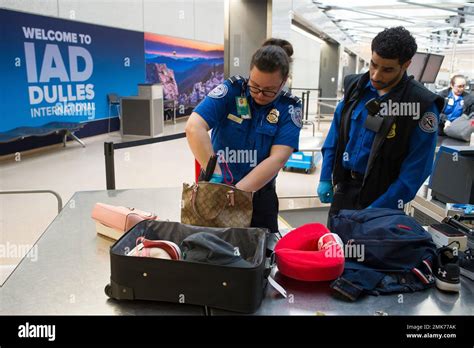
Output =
[{"x1": 91, "y1": 203, "x2": 157, "y2": 240}]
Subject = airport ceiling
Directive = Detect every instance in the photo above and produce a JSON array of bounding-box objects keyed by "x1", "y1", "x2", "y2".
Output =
[{"x1": 311, "y1": 0, "x2": 474, "y2": 53}]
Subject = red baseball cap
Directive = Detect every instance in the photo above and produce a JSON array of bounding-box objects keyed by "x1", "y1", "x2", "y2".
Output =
[{"x1": 275, "y1": 223, "x2": 345, "y2": 281}]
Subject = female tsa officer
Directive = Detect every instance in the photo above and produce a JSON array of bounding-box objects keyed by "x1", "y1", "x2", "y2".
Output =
[{"x1": 185, "y1": 38, "x2": 303, "y2": 233}]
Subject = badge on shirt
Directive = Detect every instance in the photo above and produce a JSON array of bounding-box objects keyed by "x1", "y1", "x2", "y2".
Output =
[
  {"x1": 447, "y1": 98, "x2": 454, "y2": 106},
  {"x1": 266, "y1": 108, "x2": 279, "y2": 124},
  {"x1": 461, "y1": 99, "x2": 464, "y2": 106},
  {"x1": 419, "y1": 112, "x2": 438, "y2": 133},
  {"x1": 227, "y1": 113, "x2": 243, "y2": 124},
  {"x1": 386, "y1": 123, "x2": 396, "y2": 139},
  {"x1": 208, "y1": 84, "x2": 228, "y2": 98},
  {"x1": 236, "y1": 97, "x2": 251, "y2": 118},
  {"x1": 291, "y1": 106, "x2": 303, "y2": 128}
]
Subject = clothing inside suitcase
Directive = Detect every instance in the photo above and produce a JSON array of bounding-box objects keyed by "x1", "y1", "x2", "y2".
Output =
[
  {"x1": 112, "y1": 220, "x2": 266, "y2": 267},
  {"x1": 106, "y1": 220, "x2": 270, "y2": 313}
]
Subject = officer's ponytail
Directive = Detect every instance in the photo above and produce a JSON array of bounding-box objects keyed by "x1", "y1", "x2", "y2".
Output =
[{"x1": 250, "y1": 38, "x2": 293, "y2": 79}]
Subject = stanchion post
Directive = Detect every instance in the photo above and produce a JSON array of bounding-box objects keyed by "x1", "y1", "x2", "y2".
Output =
[
  {"x1": 104, "y1": 142, "x2": 116, "y2": 190},
  {"x1": 305, "y1": 90, "x2": 310, "y2": 121}
]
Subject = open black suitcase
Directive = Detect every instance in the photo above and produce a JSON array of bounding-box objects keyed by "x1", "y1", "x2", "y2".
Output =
[{"x1": 105, "y1": 219, "x2": 271, "y2": 313}]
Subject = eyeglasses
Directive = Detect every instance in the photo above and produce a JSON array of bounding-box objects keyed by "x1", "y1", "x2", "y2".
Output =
[
  {"x1": 247, "y1": 81, "x2": 284, "y2": 97},
  {"x1": 454, "y1": 84, "x2": 466, "y2": 88}
]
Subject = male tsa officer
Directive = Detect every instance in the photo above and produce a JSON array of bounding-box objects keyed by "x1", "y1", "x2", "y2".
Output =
[
  {"x1": 317, "y1": 27, "x2": 445, "y2": 224},
  {"x1": 438, "y1": 75, "x2": 474, "y2": 132},
  {"x1": 186, "y1": 39, "x2": 302, "y2": 233}
]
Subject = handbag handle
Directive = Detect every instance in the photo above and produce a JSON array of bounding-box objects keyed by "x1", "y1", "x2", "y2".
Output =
[
  {"x1": 221, "y1": 157, "x2": 234, "y2": 185},
  {"x1": 191, "y1": 183, "x2": 235, "y2": 221}
]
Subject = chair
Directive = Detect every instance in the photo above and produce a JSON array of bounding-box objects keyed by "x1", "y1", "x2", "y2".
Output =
[{"x1": 107, "y1": 93, "x2": 121, "y2": 133}]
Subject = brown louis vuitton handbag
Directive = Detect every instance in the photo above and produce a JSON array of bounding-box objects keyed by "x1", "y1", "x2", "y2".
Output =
[{"x1": 181, "y1": 182, "x2": 253, "y2": 228}]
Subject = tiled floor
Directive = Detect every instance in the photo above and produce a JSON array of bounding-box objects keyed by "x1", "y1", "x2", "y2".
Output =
[{"x1": 0, "y1": 118, "x2": 331, "y2": 283}]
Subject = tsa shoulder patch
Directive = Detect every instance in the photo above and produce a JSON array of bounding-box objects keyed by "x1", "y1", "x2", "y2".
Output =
[
  {"x1": 290, "y1": 106, "x2": 303, "y2": 128},
  {"x1": 208, "y1": 84, "x2": 228, "y2": 99},
  {"x1": 418, "y1": 112, "x2": 438, "y2": 133}
]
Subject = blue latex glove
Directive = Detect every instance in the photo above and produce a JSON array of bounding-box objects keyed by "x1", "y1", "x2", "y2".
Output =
[
  {"x1": 452, "y1": 204, "x2": 474, "y2": 214},
  {"x1": 209, "y1": 173, "x2": 223, "y2": 183},
  {"x1": 317, "y1": 180, "x2": 333, "y2": 203}
]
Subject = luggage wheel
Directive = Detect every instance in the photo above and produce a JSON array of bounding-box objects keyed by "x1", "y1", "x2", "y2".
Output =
[{"x1": 104, "y1": 283, "x2": 112, "y2": 298}]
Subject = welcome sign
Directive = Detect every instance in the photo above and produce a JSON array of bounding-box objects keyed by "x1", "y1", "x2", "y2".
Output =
[
  {"x1": 0, "y1": 9, "x2": 145, "y2": 132},
  {"x1": 23, "y1": 26, "x2": 96, "y2": 118}
]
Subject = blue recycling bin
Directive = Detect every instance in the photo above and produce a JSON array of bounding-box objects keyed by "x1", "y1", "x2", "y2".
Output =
[{"x1": 284, "y1": 151, "x2": 315, "y2": 174}]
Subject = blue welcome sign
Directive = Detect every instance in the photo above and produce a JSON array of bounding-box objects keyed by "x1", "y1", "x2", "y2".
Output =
[{"x1": 0, "y1": 9, "x2": 145, "y2": 132}]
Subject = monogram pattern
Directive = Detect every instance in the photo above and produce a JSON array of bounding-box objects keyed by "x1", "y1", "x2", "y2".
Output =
[{"x1": 181, "y1": 182, "x2": 253, "y2": 228}]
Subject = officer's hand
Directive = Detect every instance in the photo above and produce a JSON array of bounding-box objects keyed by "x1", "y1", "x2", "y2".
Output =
[
  {"x1": 317, "y1": 180, "x2": 333, "y2": 203},
  {"x1": 209, "y1": 173, "x2": 224, "y2": 183}
]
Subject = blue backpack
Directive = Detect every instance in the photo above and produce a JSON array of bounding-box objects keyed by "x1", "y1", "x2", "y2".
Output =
[{"x1": 329, "y1": 208, "x2": 437, "y2": 301}]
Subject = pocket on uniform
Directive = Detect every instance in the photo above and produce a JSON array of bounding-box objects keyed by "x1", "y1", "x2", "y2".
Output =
[
  {"x1": 256, "y1": 124, "x2": 277, "y2": 137},
  {"x1": 225, "y1": 117, "x2": 248, "y2": 133}
]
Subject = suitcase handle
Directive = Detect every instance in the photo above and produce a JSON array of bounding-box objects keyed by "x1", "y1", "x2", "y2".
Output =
[{"x1": 263, "y1": 251, "x2": 276, "y2": 278}]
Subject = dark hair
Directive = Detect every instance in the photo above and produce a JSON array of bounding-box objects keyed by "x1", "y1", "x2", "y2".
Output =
[
  {"x1": 250, "y1": 38, "x2": 293, "y2": 79},
  {"x1": 371, "y1": 26, "x2": 417, "y2": 65},
  {"x1": 450, "y1": 74, "x2": 466, "y2": 85},
  {"x1": 262, "y1": 38, "x2": 294, "y2": 61}
]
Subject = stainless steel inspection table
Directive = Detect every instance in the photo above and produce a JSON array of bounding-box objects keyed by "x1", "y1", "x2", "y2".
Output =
[
  {"x1": 0, "y1": 188, "x2": 204, "y2": 315},
  {"x1": 1, "y1": 187, "x2": 473, "y2": 316}
]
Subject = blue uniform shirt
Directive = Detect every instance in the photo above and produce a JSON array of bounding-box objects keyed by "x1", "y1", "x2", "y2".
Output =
[
  {"x1": 321, "y1": 80, "x2": 440, "y2": 209},
  {"x1": 194, "y1": 76, "x2": 302, "y2": 184},
  {"x1": 443, "y1": 91, "x2": 464, "y2": 122}
]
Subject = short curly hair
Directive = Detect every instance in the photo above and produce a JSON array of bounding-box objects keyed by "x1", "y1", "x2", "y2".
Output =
[{"x1": 371, "y1": 26, "x2": 417, "y2": 65}]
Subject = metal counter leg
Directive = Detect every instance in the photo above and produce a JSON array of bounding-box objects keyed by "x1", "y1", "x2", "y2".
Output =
[{"x1": 68, "y1": 131, "x2": 86, "y2": 147}]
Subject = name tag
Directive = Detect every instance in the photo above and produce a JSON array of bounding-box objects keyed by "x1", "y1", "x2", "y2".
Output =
[
  {"x1": 236, "y1": 97, "x2": 251, "y2": 117},
  {"x1": 227, "y1": 113, "x2": 243, "y2": 124}
]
